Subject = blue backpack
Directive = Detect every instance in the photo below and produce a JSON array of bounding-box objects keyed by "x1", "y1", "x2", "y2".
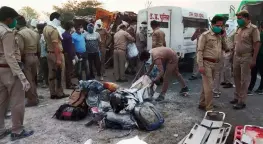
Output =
[{"x1": 133, "y1": 102, "x2": 164, "y2": 131}]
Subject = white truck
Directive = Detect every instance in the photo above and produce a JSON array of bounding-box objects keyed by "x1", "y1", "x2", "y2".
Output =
[{"x1": 137, "y1": 6, "x2": 209, "y2": 63}]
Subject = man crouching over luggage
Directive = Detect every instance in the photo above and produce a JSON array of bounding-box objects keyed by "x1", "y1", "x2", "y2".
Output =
[{"x1": 140, "y1": 47, "x2": 189, "y2": 101}]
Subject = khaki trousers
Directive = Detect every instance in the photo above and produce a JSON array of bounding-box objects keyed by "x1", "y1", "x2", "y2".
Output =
[
  {"x1": 47, "y1": 53, "x2": 64, "y2": 97},
  {"x1": 113, "y1": 49, "x2": 126, "y2": 80},
  {"x1": 233, "y1": 55, "x2": 252, "y2": 103},
  {"x1": 192, "y1": 56, "x2": 200, "y2": 77},
  {"x1": 24, "y1": 54, "x2": 38, "y2": 104},
  {"x1": 199, "y1": 61, "x2": 217, "y2": 111},
  {"x1": 213, "y1": 58, "x2": 223, "y2": 93},
  {"x1": 0, "y1": 68, "x2": 25, "y2": 134},
  {"x1": 162, "y1": 62, "x2": 186, "y2": 94},
  {"x1": 222, "y1": 53, "x2": 232, "y2": 83}
]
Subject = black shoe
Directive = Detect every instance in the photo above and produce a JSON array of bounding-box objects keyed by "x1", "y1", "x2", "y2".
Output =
[
  {"x1": 247, "y1": 90, "x2": 253, "y2": 96},
  {"x1": 198, "y1": 105, "x2": 206, "y2": 111},
  {"x1": 0, "y1": 129, "x2": 11, "y2": 139},
  {"x1": 220, "y1": 82, "x2": 227, "y2": 86},
  {"x1": 180, "y1": 86, "x2": 189, "y2": 93},
  {"x1": 189, "y1": 76, "x2": 198, "y2": 80},
  {"x1": 50, "y1": 95, "x2": 58, "y2": 99},
  {"x1": 223, "y1": 83, "x2": 234, "y2": 88},
  {"x1": 230, "y1": 99, "x2": 238, "y2": 104},
  {"x1": 233, "y1": 103, "x2": 246, "y2": 110},
  {"x1": 11, "y1": 130, "x2": 34, "y2": 141},
  {"x1": 155, "y1": 94, "x2": 165, "y2": 101},
  {"x1": 56, "y1": 94, "x2": 70, "y2": 99},
  {"x1": 255, "y1": 89, "x2": 263, "y2": 95}
]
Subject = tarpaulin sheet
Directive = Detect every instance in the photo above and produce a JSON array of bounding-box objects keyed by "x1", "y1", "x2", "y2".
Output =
[{"x1": 95, "y1": 8, "x2": 114, "y2": 30}]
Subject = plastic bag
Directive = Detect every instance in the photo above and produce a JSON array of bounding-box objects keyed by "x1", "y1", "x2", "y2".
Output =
[
  {"x1": 104, "y1": 112, "x2": 137, "y2": 130},
  {"x1": 127, "y1": 43, "x2": 139, "y2": 58},
  {"x1": 117, "y1": 136, "x2": 148, "y2": 144}
]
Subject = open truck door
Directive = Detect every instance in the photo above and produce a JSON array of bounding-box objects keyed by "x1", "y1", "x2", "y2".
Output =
[{"x1": 147, "y1": 8, "x2": 172, "y2": 50}]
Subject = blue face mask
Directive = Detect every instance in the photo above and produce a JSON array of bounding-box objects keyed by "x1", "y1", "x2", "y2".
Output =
[{"x1": 87, "y1": 27, "x2": 93, "y2": 33}]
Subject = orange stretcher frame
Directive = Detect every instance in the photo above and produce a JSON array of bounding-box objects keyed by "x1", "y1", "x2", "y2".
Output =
[{"x1": 95, "y1": 8, "x2": 115, "y2": 30}]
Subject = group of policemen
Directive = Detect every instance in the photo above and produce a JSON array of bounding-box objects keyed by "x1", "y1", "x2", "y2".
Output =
[{"x1": 195, "y1": 10, "x2": 261, "y2": 111}]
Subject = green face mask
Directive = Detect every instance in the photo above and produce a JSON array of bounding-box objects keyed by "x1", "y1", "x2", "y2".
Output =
[
  {"x1": 212, "y1": 26, "x2": 222, "y2": 34},
  {"x1": 237, "y1": 19, "x2": 245, "y2": 27},
  {"x1": 8, "y1": 19, "x2": 17, "y2": 29}
]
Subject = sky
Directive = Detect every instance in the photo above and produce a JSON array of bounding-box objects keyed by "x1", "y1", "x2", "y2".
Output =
[{"x1": 0, "y1": 0, "x2": 241, "y2": 20}]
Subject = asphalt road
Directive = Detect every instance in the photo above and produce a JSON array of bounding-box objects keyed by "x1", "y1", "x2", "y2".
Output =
[{"x1": 0, "y1": 69, "x2": 263, "y2": 144}]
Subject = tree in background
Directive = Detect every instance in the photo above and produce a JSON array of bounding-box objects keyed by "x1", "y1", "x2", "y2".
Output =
[
  {"x1": 52, "y1": 0, "x2": 102, "y2": 25},
  {"x1": 19, "y1": 6, "x2": 39, "y2": 21}
]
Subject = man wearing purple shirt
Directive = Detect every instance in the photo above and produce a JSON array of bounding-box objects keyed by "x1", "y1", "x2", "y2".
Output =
[{"x1": 62, "y1": 21, "x2": 77, "y2": 89}]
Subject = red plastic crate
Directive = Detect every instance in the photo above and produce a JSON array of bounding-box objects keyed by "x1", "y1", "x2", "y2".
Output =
[{"x1": 234, "y1": 126, "x2": 244, "y2": 141}]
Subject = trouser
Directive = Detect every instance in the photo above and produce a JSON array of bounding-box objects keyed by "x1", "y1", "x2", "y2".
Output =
[
  {"x1": 64, "y1": 53, "x2": 74, "y2": 88},
  {"x1": 76, "y1": 53, "x2": 89, "y2": 80},
  {"x1": 100, "y1": 48, "x2": 106, "y2": 75},
  {"x1": 233, "y1": 55, "x2": 252, "y2": 104},
  {"x1": 192, "y1": 56, "x2": 200, "y2": 77},
  {"x1": 39, "y1": 57, "x2": 48, "y2": 85},
  {"x1": 248, "y1": 59, "x2": 263, "y2": 91},
  {"x1": 24, "y1": 54, "x2": 38, "y2": 104},
  {"x1": 61, "y1": 54, "x2": 66, "y2": 89},
  {"x1": 47, "y1": 53, "x2": 64, "y2": 97},
  {"x1": 199, "y1": 61, "x2": 217, "y2": 111},
  {"x1": 162, "y1": 62, "x2": 186, "y2": 94},
  {"x1": 213, "y1": 57, "x2": 223, "y2": 93},
  {"x1": 0, "y1": 68, "x2": 25, "y2": 134},
  {"x1": 114, "y1": 49, "x2": 126, "y2": 80},
  {"x1": 222, "y1": 53, "x2": 232, "y2": 83},
  {"x1": 126, "y1": 57, "x2": 137, "y2": 73},
  {"x1": 87, "y1": 52, "x2": 101, "y2": 78}
]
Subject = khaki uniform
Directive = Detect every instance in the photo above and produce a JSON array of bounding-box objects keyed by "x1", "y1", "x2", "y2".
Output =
[
  {"x1": 96, "y1": 28, "x2": 109, "y2": 75},
  {"x1": 17, "y1": 27, "x2": 40, "y2": 105},
  {"x1": 213, "y1": 52, "x2": 223, "y2": 93},
  {"x1": 152, "y1": 28, "x2": 166, "y2": 48},
  {"x1": 233, "y1": 23, "x2": 260, "y2": 103},
  {"x1": 151, "y1": 47, "x2": 186, "y2": 93},
  {"x1": 197, "y1": 30, "x2": 228, "y2": 110},
  {"x1": 222, "y1": 31, "x2": 235, "y2": 84},
  {"x1": 0, "y1": 22, "x2": 27, "y2": 134},
  {"x1": 113, "y1": 29, "x2": 135, "y2": 80},
  {"x1": 43, "y1": 25, "x2": 64, "y2": 97}
]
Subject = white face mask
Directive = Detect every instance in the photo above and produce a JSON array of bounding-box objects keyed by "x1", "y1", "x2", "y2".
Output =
[
  {"x1": 52, "y1": 18, "x2": 61, "y2": 27},
  {"x1": 80, "y1": 28, "x2": 84, "y2": 33},
  {"x1": 70, "y1": 27, "x2": 75, "y2": 34}
]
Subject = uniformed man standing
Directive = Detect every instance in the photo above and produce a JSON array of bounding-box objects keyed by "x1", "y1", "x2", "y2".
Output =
[
  {"x1": 151, "y1": 20, "x2": 166, "y2": 48},
  {"x1": 43, "y1": 12, "x2": 69, "y2": 99},
  {"x1": 230, "y1": 10, "x2": 260, "y2": 110},
  {"x1": 16, "y1": 16, "x2": 40, "y2": 107},
  {"x1": 197, "y1": 15, "x2": 228, "y2": 111},
  {"x1": 0, "y1": 6, "x2": 34, "y2": 141},
  {"x1": 113, "y1": 24, "x2": 135, "y2": 82},
  {"x1": 96, "y1": 23, "x2": 109, "y2": 77}
]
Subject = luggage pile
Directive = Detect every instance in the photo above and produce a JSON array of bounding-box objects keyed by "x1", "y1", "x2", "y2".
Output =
[
  {"x1": 178, "y1": 111, "x2": 232, "y2": 144},
  {"x1": 54, "y1": 75, "x2": 165, "y2": 132}
]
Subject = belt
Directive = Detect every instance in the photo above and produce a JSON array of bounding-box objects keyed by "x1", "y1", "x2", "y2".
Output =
[
  {"x1": 0, "y1": 64, "x2": 9, "y2": 68},
  {"x1": 235, "y1": 53, "x2": 252, "y2": 57},
  {"x1": 24, "y1": 53, "x2": 37, "y2": 56},
  {"x1": 203, "y1": 57, "x2": 219, "y2": 63},
  {"x1": 48, "y1": 51, "x2": 54, "y2": 54}
]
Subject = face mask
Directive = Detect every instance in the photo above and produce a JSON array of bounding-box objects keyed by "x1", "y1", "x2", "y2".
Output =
[
  {"x1": 80, "y1": 28, "x2": 84, "y2": 33},
  {"x1": 8, "y1": 19, "x2": 17, "y2": 29},
  {"x1": 70, "y1": 27, "x2": 75, "y2": 34},
  {"x1": 52, "y1": 18, "x2": 61, "y2": 27},
  {"x1": 212, "y1": 26, "x2": 222, "y2": 34},
  {"x1": 237, "y1": 19, "x2": 245, "y2": 27},
  {"x1": 87, "y1": 27, "x2": 94, "y2": 33}
]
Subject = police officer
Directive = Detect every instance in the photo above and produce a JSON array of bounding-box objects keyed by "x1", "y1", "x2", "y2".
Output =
[
  {"x1": 0, "y1": 6, "x2": 34, "y2": 141},
  {"x1": 43, "y1": 12, "x2": 69, "y2": 99},
  {"x1": 151, "y1": 20, "x2": 166, "y2": 48},
  {"x1": 197, "y1": 15, "x2": 228, "y2": 111},
  {"x1": 16, "y1": 16, "x2": 40, "y2": 107},
  {"x1": 230, "y1": 10, "x2": 260, "y2": 110}
]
